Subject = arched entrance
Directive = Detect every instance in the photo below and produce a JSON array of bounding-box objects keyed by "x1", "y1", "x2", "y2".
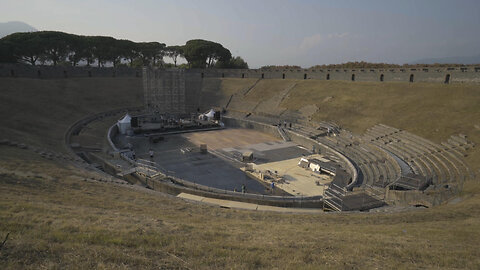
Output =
[{"x1": 444, "y1": 74, "x2": 450, "y2": 84}]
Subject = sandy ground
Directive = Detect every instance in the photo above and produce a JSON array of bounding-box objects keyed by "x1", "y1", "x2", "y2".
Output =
[
  {"x1": 181, "y1": 128, "x2": 279, "y2": 150},
  {"x1": 252, "y1": 154, "x2": 332, "y2": 196}
]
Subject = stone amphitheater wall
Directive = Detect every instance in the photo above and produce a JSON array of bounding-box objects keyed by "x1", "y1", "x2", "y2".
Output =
[
  {"x1": 0, "y1": 63, "x2": 141, "y2": 78},
  {"x1": 202, "y1": 66, "x2": 480, "y2": 83},
  {"x1": 2, "y1": 63, "x2": 480, "y2": 83}
]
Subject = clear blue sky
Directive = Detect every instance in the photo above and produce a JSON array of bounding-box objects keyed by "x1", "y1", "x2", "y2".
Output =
[{"x1": 2, "y1": 0, "x2": 479, "y2": 67}]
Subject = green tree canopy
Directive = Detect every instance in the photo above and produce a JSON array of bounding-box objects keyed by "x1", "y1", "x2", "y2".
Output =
[
  {"x1": 37, "y1": 31, "x2": 71, "y2": 66},
  {"x1": 0, "y1": 31, "x2": 245, "y2": 69},
  {"x1": 183, "y1": 39, "x2": 231, "y2": 68},
  {"x1": 67, "y1": 34, "x2": 89, "y2": 66},
  {"x1": 165, "y1": 45, "x2": 184, "y2": 67},
  {"x1": 89, "y1": 36, "x2": 116, "y2": 67},
  {"x1": 1, "y1": 32, "x2": 45, "y2": 65},
  {"x1": 215, "y1": 56, "x2": 248, "y2": 69},
  {"x1": 137, "y1": 42, "x2": 166, "y2": 66},
  {"x1": 0, "y1": 39, "x2": 16, "y2": 63}
]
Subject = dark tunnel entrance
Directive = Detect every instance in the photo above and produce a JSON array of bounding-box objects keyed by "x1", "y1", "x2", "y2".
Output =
[{"x1": 445, "y1": 74, "x2": 450, "y2": 84}]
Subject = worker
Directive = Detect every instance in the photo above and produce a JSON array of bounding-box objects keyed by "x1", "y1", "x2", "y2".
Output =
[{"x1": 149, "y1": 149, "x2": 154, "y2": 159}]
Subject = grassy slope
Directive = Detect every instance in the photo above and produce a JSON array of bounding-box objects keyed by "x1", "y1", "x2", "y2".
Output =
[
  {"x1": 221, "y1": 79, "x2": 480, "y2": 172},
  {"x1": 0, "y1": 78, "x2": 143, "y2": 152},
  {"x1": 287, "y1": 81, "x2": 480, "y2": 172},
  {"x1": 1, "y1": 148, "x2": 479, "y2": 269},
  {"x1": 1, "y1": 77, "x2": 480, "y2": 269}
]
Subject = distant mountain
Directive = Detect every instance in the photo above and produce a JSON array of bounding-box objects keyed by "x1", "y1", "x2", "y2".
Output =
[
  {"x1": 0, "y1": 21, "x2": 37, "y2": 38},
  {"x1": 410, "y1": 55, "x2": 480, "y2": 65}
]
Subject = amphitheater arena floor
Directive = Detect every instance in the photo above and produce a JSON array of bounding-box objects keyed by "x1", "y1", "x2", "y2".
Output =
[{"x1": 181, "y1": 128, "x2": 279, "y2": 150}]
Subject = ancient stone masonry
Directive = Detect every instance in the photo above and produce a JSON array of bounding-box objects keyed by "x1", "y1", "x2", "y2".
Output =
[
  {"x1": 143, "y1": 68, "x2": 202, "y2": 114},
  {"x1": 201, "y1": 67, "x2": 480, "y2": 83},
  {"x1": 3, "y1": 63, "x2": 480, "y2": 83},
  {"x1": 0, "y1": 63, "x2": 141, "y2": 78}
]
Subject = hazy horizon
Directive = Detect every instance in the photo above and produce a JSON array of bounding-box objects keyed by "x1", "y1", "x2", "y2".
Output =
[{"x1": 1, "y1": 0, "x2": 479, "y2": 68}]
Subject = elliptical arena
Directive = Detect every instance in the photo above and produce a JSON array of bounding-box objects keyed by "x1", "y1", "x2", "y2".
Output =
[{"x1": 66, "y1": 68, "x2": 474, "y2": 212}]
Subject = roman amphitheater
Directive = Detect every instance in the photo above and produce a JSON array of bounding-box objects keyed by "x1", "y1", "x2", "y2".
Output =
[{"x1": 1, "y1": 63, "x2": 480, "y2": 268}]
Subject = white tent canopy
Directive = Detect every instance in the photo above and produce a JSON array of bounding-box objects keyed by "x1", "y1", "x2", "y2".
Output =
[
  {"x1": 198, "y1": 109, "x2": 216, "y2": 121},
  {"x1": 205, "y1": 109, "x2": 215, "y2": 119},
  {"x1": 117, "y1": 113, "x2": 132, "y2": 135}
]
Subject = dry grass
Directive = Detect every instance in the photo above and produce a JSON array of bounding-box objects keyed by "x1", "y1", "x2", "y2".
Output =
[
  {"x1": 0, "y1": 78, "x2": 142, "y2": 152},
  {"x1": 244, "y1": 79, "x2": 297, "y2": 102},
  {"x1": 0, "y1": 149, "x2": 479, "y2": 269},
  {"x1": 1, "y1": 77, "x2": 480, "y2": 269},
  {"x1": 216, "y1": 78, "x2": 480, "y2": 172},
  {"x1": 217, "y1": 78, "x2": 480, "y2": 171},
  {"x1": 283, "y1": 80, "x2": 480, "y2": 142},
  {"x1": 284, "y1": 80, "x2": 480, "y2": 172}
]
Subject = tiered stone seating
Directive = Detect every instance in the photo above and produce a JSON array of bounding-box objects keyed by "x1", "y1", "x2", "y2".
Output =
[
  {"x1": 384, "y1": 159, "x2": 399, "y2": 182},
  {"x1": 313, "y1": 123, "x2": 471, "y2": 211},
  {"x1": 441, "y1": 142, "x2": 471, "y2": 177},
  {"x1": 366, "y1": 126, "x2": 433, "y2": 180},
  {"x1": 396, "y1": 131, "x2": 465, "y2": 184},
  {"x1": 366, "y1": 124, "x2": 472, "y2": 186},
  {"x1": 395, "y1": 138, "x2": 443, "y2": 182},
  {"x1": 369, "y1": 138, "x2": 424, "y2": 176},
  {"x1": 364, "y1": 144, "x2": 399, "y2": 187},
  {"x1": 377, "y1": 139, "x2": 437, "y2": 181},
  {"x1": 408, "y1": 132, "x2": 472, "y2": 181},
  {"x1": 447, "y1": 134, "x2": 475, "y2": 151},
  {"x1": 319, "y1": 121, "x2": 472, "y2": 190},
  {"x1": 358, "y1": 147, "x2": 382, "y2": 185},
  {"x1": 318, "y1": 136, "x2": 374, "y2": 185},
  {"x1": 319, "y1": 134, "x2": 402, "y2": 187},
  {"x1": 350, "y1": 148, "x2": 376, "y2": 185}
]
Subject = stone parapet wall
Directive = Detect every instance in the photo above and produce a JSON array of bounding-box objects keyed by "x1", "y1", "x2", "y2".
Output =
[
  {"x1": 0, "y1": 63, "x2": 142, "y2": 78},
  {"x1": 200, "y1": 66, "x2": 480, "y2": 83},
  {"x1": 3, "y1": 63, "x2": 480, "y2": 83}
]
